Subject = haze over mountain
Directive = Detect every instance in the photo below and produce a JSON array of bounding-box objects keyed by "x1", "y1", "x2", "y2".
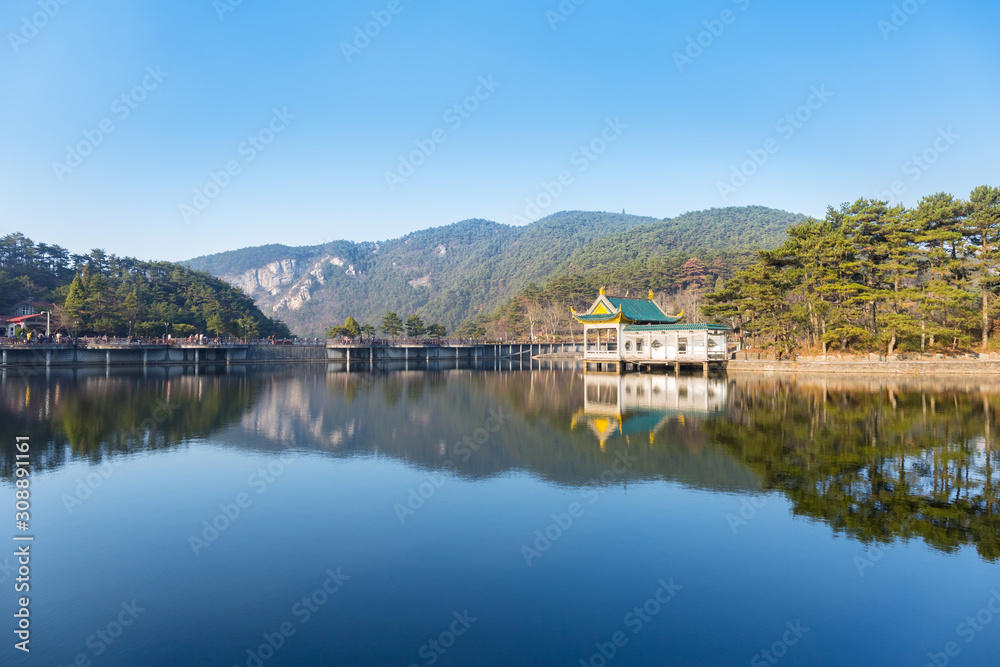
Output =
[{"x1": 185, "y1": 207, "x2": 806, "y2": 336}]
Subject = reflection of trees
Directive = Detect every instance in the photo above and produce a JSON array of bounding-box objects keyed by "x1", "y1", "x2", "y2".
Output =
[
  {"x1": 0, "y1": 370, "x2": 260, "y2": 479},
  {"x1": 12, "y1": 366, "x2": 998, "y2": 561},
  {"x1": 59, "y1": 376, "x2": 258, "y2": 457},
  {"x1": 710, "y1": 375, "x2": 1000, "y2": 561}
]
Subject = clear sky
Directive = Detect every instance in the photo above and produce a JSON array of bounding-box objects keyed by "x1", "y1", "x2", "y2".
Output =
[{"x1": 1, "y1": 0, "x2": 997, "y2": 261}]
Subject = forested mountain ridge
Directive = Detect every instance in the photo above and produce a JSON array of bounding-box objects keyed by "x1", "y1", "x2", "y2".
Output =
[
  {"x1": 185, "y1": 208, "x2": 794, "y2": 336},
  {"x1": 0, "y1": 234, "x2": 290, "y2": 338},
  {"x1": 557, "y1": 206, "x2": 807, "y2": 274}
]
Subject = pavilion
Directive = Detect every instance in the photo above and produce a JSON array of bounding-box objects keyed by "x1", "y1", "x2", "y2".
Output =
[{"x1": 571, "y1": 288, "x2": 729, "y2": 374}]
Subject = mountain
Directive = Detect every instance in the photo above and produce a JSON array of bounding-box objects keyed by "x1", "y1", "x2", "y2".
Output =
[{"x1": 185, "y1": 207, "x2": 801, "y2": 336}]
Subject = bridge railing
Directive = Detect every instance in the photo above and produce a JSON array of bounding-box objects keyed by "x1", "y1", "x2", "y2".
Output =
[{"x1": 324, "y1": 338, "x2": 581, "y2": 347}]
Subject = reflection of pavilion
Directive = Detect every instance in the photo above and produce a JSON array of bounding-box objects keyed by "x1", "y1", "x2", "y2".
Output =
[{"x1": 571, "y1": 373, "x2": 727, "y2": 447}]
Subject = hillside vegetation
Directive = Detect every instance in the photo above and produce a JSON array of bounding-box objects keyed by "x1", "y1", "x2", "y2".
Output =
[
  {"x1": 186, "y1": 208, "x2": 794, "y2": 337},
  {"x1": 704, "y1": 187, "x2": 1000, "y2": 357},
  {"x1": 0, "y1": 233, "x2": 289, "y2": 338}
]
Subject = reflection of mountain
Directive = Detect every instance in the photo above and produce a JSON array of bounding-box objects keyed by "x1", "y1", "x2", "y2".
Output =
[
  {"x1": 712, "y1": 374, "x2": 1000, "y2": 561},
  {"x1": 1, "y1": 366, "x2": 757, "y2": 493},
  {"x1": 216, "y1": 368, "x2": 759, "y2": 492},
  {"x1": 7, "y1": 366, "x2": 998, "y2": 561},
  {"x1": 0, "y1": 367, "x2": 261, "y2": 479}
]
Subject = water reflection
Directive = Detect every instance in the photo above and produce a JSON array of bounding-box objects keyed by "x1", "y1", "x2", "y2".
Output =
[
  {"x1": 2, "y1": 365, "x2": 999, "y2": 561},
  {"x1": 717, "y1": 373, "x2": 1000, "y2": 561},
  {"x1": 0, "y1": 366, "x2": 261, "y2": 478},
  {"x1": 572, "y1": 373, "x2": 727, "y2": 447}
]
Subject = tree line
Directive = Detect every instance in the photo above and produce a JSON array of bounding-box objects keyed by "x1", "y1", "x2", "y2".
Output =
[
  {"x1": 326, "y1": 312, "x2": 447, "y2": 340},
  {"x1": 704, "y1": 187, "x2": 1000, "y2": 356},
  {"x1": 456, "y1": 253, "x2": 744, "y2": 341},
  {"x1": 1, "y1": 233, "x2": 290, "y2": 338}
]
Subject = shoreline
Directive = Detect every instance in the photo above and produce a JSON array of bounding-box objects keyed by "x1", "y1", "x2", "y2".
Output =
[{"x1": 727, "y1": 359, "x2": 1000, "y2": 375}]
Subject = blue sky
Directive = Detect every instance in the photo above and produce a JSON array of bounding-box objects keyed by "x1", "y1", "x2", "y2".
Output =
[{"x1": 1, "y1": 0, "x2": 997, "y2": 261}]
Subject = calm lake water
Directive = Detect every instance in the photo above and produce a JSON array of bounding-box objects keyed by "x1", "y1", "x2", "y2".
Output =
[{"x1": 2, "y1": 364, "x2": 999, "y2": 666}]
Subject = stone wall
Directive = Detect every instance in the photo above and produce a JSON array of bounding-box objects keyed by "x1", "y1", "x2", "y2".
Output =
[{"x1": 728, "y1": 359, "x2": 1000, "y2": 375}]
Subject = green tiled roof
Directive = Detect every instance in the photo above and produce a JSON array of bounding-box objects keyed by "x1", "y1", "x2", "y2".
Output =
[
  {"x1": 623, "y1": 323, "x2": 731, "y2": 332},
  {"x1": 606, "y1": 297, "x2": 681, "y2": 324},
  {"x1": 574, "y1": 313, "x2": 620, "y2": 322}
]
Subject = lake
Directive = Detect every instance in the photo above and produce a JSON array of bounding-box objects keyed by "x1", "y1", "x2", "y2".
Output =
[{"x1": 2, "y1": 364, "x2": 999, "y2": 666}]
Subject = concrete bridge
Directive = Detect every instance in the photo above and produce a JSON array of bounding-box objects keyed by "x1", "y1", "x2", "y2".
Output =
[
  {"x1": 326, "y1": 342, "x2": 583, "y2": 368},
  {"x1": 0, "y1": 341, "x2": 584, "y2": 369},
  {"x1": 0, "y1": 343, "x2": 250, "y2": 368}
]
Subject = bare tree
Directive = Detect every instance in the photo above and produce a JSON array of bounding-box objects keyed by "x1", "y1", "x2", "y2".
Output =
[
  {"x1": 659, "y1": 287, "x2": 704, "y2": 323},
  {"x1": 540, "y1": 302, "x2": 565, "y2": 341}
]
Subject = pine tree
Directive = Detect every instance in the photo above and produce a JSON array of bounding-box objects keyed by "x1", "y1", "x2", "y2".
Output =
[
  {"x1": 967, "y1": 185, "x2": 1000, "y2": 348},
  {"x1": 64, "y1": 273, "x2": 88, "y2": 333},
  {"x1": 123, "y1": 288, "x2": 142, "y2": 337},
  {"x1": 380, "y1": 312, "x2": 403, "y2": 338},
  {"x1": 343, "y1": 316, "x2": 361, "y2": 338},
  {"x1": 206, "y1": 313, "x2": 226, "y2": 337},
  {"x1": 913, "y1": 193, "x2": 970, "y2": 350},
  {"x1": 405, "y1": 314, "x2": 426, "y2": 338}
]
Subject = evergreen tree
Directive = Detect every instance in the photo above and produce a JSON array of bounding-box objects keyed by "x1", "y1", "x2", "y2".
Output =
[
  {"x1": 343, "y1": 316, "x2": 361, "y2": 338},
  {"x1": 913, "y1": 193, "x2": 970, "y2": 350},
  {"x1": 206, "y1": 313, "x2": 227, "y2": 337},
  {"x1": 967, "y1": 185, "x2": 1000, "y2": 348},
  {"x1": 64, "y1": 273, "x2": 87, "y2": 333},
  {"x1": 380, "y1": 312, "x2": 403, "y2": 338},
  {"x1": 122, "y1": 288, "x2": 142, "y2": 337},
  {"x1": 405, "y1": 314, "x2": 426, "y2": 338}
]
